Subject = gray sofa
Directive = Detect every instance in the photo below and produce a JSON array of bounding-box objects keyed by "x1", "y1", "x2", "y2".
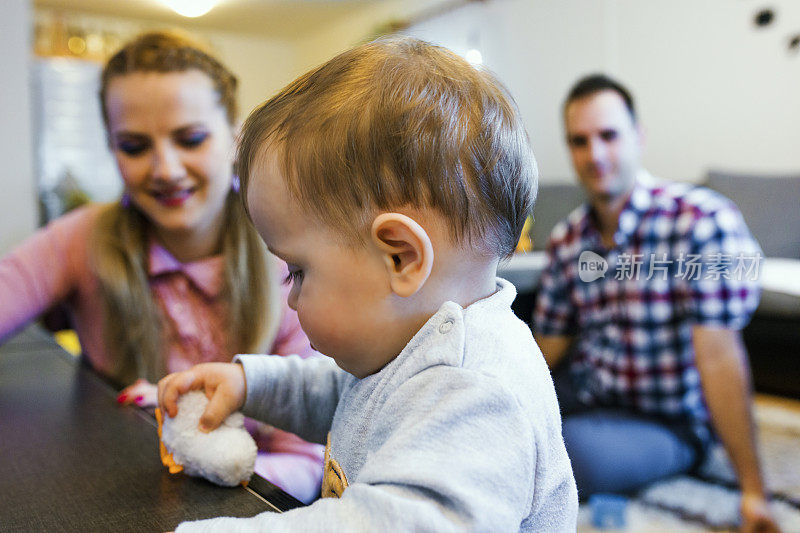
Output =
[
  {"x1": 503, "y1": 171, "x2": 800, "y2": 398},
  {"x1": 706, "y1": 171, "x2": 800, "y2": 261},
  {"x1": 706, "y1": 171, "x2": 800, "y2": 398}
]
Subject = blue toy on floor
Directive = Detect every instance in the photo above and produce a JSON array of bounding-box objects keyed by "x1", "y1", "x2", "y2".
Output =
[{"x1": 590, "y1": 493, "x2": 628, "y2": 530}]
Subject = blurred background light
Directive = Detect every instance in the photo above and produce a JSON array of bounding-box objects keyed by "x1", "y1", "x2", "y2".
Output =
[
  {"x1": 464, "y1": 48, "x2": 482, "y2": 65},
  {"x1": 158, "y1": 0, "x2": 221, "y2": 18}
]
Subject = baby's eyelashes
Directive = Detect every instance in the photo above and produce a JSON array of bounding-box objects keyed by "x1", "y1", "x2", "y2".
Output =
[{"x1": 283, "y1": 268, "x2": 304, "y2": 286}]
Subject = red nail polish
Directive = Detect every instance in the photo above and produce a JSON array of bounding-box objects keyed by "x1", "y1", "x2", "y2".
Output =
[{"x1": 117, "y1": 394, "x2": 128, "y2": 404}]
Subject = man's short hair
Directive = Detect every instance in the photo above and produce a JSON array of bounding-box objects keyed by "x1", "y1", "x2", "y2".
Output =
[
  {"x1": 563, "y1": 74, "x2": 636, "y2": 122},
  {"x1": 236, "y1": 37, "x2": 537, "y2": 259}
]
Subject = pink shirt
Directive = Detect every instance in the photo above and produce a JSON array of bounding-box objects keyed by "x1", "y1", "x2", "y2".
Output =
[{"x1": 0, "y1": 204, "x2": 323, "y2": 502}]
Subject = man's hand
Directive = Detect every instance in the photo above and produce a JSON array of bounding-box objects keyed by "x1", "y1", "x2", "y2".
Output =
[
  {"x1": 741, "y1": 492, "x2": 781, "y2": 533},
  {"x1": 692, "y1": 326, "x2": 781, "y2": 533},
  {"x1": 157, "y1": 362, "x2": 247, "y2": 433}
]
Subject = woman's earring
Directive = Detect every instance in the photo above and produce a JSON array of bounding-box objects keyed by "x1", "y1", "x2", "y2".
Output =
[
  {"x1": 120, "y1": 192, "x2": 131, "y2": 208},
  {"x1": 231, "y1": 175, "x2": 241, "y2": 194}
]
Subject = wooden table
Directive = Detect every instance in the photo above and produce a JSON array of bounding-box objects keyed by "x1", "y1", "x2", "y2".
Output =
[{"x1": 0, "y1": 326, "x2": 302, "y2": 531}]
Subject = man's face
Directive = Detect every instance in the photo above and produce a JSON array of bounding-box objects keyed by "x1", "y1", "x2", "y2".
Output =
[{"x1": 564, "y1": 90, "x2": 643, "y2": 203}]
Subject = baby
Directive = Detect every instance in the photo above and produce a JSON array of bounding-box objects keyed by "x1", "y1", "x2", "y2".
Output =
[{"x1": 158, "y1": 36, "x2": 577, "y2": 531}]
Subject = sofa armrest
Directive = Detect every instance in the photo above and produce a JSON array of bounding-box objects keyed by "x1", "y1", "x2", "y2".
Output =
[
  {"x1": 498, "y1": 252, "x2": 548, "y2": 294},
  {"x1": 758, "y1": 258, "x2": 800, "y2": 318}
]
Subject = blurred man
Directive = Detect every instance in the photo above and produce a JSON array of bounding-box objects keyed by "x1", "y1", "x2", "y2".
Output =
[{"x1": 534, "y1": 74, "x2": 779, "y2": 532}]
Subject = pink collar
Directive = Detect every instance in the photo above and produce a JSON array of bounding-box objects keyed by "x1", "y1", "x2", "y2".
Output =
[{"x1": 148, "y1": 242, "x2": 225, "y2": 298}]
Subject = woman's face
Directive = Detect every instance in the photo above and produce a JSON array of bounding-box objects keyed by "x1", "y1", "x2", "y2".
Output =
[{"x1": 104, "y1": 69, "x2": 235, "y2": 249}]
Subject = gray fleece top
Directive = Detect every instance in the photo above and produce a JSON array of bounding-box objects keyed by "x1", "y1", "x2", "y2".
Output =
[{"x1": 176, "y1": 279, "x2": 577, "y2": 532}]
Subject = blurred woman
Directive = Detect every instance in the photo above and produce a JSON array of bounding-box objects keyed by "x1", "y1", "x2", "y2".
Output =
[{"x1": 0, "y1": 31, "x2": 322, "y2": 503}]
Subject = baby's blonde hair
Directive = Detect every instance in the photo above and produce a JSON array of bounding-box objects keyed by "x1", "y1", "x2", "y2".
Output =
[{"x1": 237, "y1": 37, "x2": 538, "y2": 258}]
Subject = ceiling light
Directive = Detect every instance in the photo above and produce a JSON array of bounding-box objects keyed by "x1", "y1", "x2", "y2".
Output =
[
  {"x1": 464, "y1": 49, "x2": 483, "y2": 65},
  {"x1": 159, "y1": 0, "x2": 220, "y2": 18}
]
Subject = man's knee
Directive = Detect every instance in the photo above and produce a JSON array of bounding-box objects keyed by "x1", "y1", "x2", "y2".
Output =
[
  {"x1": 561, "y1": 416, "x2": 613, "y2": 498},
  {"x1": 561, "y1": 412, "x2": 698, "y2": 498}
]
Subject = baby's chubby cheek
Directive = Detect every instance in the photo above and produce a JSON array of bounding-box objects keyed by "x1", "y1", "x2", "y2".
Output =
[
  {"x1": 305, "y1": 323, "x2": 346, "y2": 358},
  {"x1": 307, "y1": 325, "x2": 362, "y2": 368}
]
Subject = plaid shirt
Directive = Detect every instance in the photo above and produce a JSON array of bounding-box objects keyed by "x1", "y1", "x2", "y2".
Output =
[{"x1": 534, "y1": 180, "x2": 761, "y2": 431}]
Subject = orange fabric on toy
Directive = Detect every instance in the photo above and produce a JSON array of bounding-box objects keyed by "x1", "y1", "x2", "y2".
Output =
[{"x1": 155, "y1": 408, "x2": 184, "y2": 474}]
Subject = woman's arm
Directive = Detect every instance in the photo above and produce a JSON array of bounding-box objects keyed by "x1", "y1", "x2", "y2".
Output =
[{"x1": 0, "y1": 207, "x2": 97, "y2": 342}]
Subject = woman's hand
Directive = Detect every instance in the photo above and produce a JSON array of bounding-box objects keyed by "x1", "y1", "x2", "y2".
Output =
[
  {"x1": 117, "y1": 378, "x2": 158, "y2": 408},
  {"x1": 157, "y1": 362, "x2": 247, "y2": 432}
]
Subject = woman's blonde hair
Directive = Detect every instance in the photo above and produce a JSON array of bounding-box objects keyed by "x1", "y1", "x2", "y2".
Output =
[{"x1": 92, "y1": 31, "x2": 278, "y2": 385}]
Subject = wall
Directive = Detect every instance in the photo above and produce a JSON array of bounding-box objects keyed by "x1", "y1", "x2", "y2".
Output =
[
  {"x1": 292, "y1": 0, "x2": 449, "y2": 73},
  {"x1": 615, "y1": 0, "x2": 800, "y2": 181},
  {"x1": 406, "y1": 0, "x2": 800, "y2": 183},
  {"x1": 0, "y1": 0, "x2": 37, "y2": 253},
  {"x1": 207, "y1": 33, "x2": 297, "y2": 116}
]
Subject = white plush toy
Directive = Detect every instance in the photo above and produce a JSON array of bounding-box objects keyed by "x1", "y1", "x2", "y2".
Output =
[{"x1": 156, "y1": 390, "x2": 257, "y2": 487}]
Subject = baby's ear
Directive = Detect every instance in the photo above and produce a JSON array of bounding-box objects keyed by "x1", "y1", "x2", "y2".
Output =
[{"x1": 370, "y1": 213, "x2": 433, "y2": 297}]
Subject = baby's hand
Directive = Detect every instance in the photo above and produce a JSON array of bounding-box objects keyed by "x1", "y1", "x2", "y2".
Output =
[
  {"x1": 117, "y1": 378, "x2": 158, "y2": 407},
  {"x1": 157, "y1": 362, "x2": 247, "y2": 433}
]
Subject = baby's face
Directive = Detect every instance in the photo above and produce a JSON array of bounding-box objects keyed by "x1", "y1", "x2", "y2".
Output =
[{"x1": 247, "y1": 147, "x2": 408, "y2": 378}]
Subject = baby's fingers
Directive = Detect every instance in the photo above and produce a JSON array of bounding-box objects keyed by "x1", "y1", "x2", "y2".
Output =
[
  {"x1": 158, "y1": 372, "x2": 199, "y2": 418},
  {"x1": 199, "y1": 390, "x2": 236, "y2": 433}
]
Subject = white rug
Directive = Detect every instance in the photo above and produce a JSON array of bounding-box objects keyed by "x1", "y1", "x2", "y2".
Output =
[{"x1": 577, "y1": 398, "x2": 800, "y2": 532}]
